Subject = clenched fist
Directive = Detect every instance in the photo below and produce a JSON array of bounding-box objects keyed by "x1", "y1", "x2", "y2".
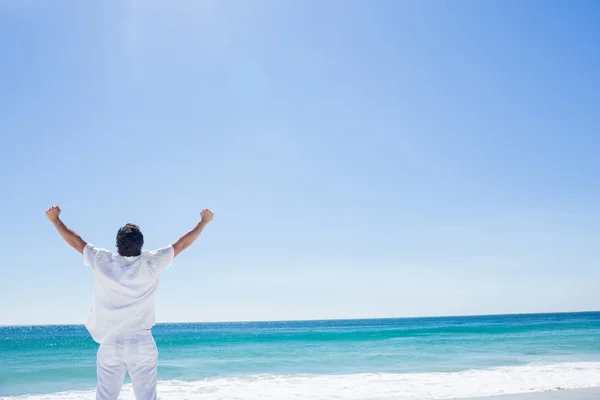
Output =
[
  {"x1": 201, "y1": 209, "x2": 214, "y2": 223},
  {"x1": 46, "y1": 205, "x2": 61, "y2": 222}
]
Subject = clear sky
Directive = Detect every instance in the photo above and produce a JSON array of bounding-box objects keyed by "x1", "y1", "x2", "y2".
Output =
[{"x1": 1, "y1": 0, "x2": 599, "y2": 325}]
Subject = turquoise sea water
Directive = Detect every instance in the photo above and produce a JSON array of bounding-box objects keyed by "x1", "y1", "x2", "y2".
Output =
[{"x1": 2, "y1": 312, "x2": 600, "y2": 399}]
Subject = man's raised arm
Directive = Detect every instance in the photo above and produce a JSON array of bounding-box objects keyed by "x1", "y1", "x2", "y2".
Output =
[
  {"x1": 46, "y1": 205, "x2": 87, "y2": 254},
  {"x1": 172, "y1": 209, "x2": 214, "y2": 258}
]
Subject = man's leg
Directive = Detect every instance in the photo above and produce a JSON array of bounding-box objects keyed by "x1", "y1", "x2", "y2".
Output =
[
  {"x1": 96, "y1": 341, "x2": 127, "y2": 400},
  {"x1": 127, "y1": 332, "x2": 158, "y2": 400}
]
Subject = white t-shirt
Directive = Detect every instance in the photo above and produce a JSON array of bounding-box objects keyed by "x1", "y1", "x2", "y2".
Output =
[{"x1": 83, "y1": 243, "x2": 174, "y2": 343}]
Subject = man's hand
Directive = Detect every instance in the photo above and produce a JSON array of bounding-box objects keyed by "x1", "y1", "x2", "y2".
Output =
[
  {"x1": 46, "y1": 205, "x2": 61, "y2": 222},
  {"x1": 201, "y1": 209, "x2": 214, "y2": 223}
]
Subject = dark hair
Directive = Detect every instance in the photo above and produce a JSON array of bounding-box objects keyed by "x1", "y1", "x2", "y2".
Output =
[{"x1": 116, "y1": 223, "x2": 144, "y2": 256}]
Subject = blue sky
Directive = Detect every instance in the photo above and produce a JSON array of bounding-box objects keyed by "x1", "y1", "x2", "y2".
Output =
[{"x1": 0, "y1": 0, "x2": 599, "y2": 325}]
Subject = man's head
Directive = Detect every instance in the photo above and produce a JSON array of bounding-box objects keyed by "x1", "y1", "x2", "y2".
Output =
[{"x1": 116, "y1": 223, "x2": 144, "y2": 257}]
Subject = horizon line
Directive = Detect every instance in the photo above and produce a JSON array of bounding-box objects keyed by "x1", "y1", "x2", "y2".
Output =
[{"x1": 2, "y1": 310, "x2": 598, "y2": 328}]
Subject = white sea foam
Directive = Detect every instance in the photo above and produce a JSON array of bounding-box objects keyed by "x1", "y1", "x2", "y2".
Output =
[{"x1": 4, "y1": 362, "x2": 600, "y2": 400}]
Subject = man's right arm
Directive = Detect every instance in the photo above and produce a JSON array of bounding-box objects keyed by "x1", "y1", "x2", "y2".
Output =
[
  {"x1": 172, "y1": 209, "x2": 214, "y2": 258},
  {"x1": 46, "y1": 205, "x2": 87, "y2": 254}
]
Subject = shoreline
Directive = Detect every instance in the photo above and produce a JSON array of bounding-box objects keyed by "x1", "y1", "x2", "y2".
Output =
[{"x1": 3, "y1": 387, "x2": 600, "y2": 399}]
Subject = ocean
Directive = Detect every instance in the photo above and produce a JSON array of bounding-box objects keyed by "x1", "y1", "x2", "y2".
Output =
[{"x1": 1, "y1": 312, "x2": 600, "y2": 399}]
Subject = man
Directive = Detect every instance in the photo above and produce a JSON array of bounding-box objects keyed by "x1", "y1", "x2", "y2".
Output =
[{"x1": 46, "y1": 205, "x2": 214, "y2": 399}]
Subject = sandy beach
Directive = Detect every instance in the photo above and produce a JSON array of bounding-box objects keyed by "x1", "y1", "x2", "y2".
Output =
[{"x1": 465, "y1": 388, "x2": 600, "y2": 400}]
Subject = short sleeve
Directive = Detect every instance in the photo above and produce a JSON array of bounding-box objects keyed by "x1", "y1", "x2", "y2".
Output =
[
  {"x1": 148, "y1": 245, "x2": 175, "y2": 275},
  {"x1": 83, "y1": 243, "x2": 100, "y2": 269}
]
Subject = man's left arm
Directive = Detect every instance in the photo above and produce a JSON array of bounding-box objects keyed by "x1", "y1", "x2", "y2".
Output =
[{"x1": 46, "y1": 205, "x2": 87, "y2": 254}]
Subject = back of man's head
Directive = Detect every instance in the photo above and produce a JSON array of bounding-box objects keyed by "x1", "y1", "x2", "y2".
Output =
[{"x1": 116, "y1": 223, "x2": 144, "y2": 257}]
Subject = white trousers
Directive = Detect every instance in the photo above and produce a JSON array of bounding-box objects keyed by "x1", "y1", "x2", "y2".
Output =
[{"x1": 96, "y1": 330, "x2": 158, "y2": 400}]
